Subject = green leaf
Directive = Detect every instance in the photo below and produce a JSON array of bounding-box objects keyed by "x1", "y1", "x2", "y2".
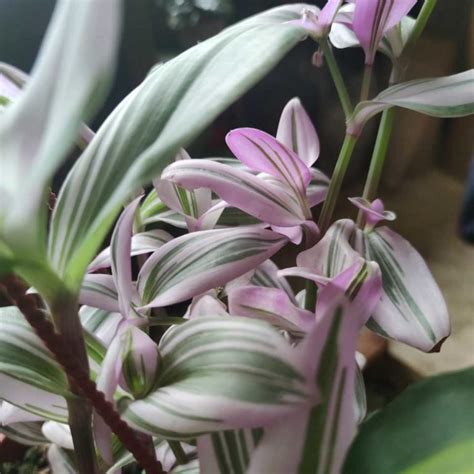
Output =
[
  {"x1": 48, "y1": 5, "x2": 307, "y2": 289},
  {"x1": 344, "y1": 368, "x2": 474, "y2": 474},
  {"x1": 348, "y1": 70, "x2": 474, "y2": 135}
]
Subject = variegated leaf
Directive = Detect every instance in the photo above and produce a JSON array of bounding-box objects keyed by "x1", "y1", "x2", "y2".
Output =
[
  {"x1": 0, "y1": 422, "x2": 48, "y2": 446},
  {"x1": 48, "y1": 5, "x2": 309, "y2": 288},
  {"x1": 0, "y1": 306, "x2": 69, "y2": 396},
  {"x1": 138, "y1": 227, "x2": 288, "y2": 308},
  {"x1": 198, "y1": 428, "x2": 263, "y2": 474},
  {"x1": 0, "y1": 0, "x2": 120, "y2": 256},
  {"x1": 248, "y1": 262, "x2": 382, "y2": 474},
  {"x1": 348, "y1": 70, "x2": 474, "y2": 135},
  {"x1": 79, "y1": 274, "x2": 120, "y2": 313},
  {"x1": 276, "y1": 97, "x2": 320, "y2": 167},
  {"x1": 354, "y1": 225, "x2": 450, "y2": 352},
  {"x1": 161, "y1": 158, "x2": 306, "y2": 227},
  {"x1": 122, "y1": 317, "x2": 309, "y2": 439},
  {"x1": 0, "y1": 374, "x2": 68, "y2": 423},
  {"x1": 228, "y1": 286, "x2": 314, "y2": 336}
]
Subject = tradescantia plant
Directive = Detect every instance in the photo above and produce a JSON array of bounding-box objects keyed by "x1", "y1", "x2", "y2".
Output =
[{"x1": 0, "y1": 0, "x2": 473, "y2": 472}]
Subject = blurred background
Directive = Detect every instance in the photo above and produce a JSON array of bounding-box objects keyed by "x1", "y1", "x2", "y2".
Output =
[{"x1": 0, "y1": 0, "x2": 473, "y2": 391}]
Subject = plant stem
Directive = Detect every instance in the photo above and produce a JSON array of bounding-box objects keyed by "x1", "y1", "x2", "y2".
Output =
[
  {"x1": 403, "y1": 0, "x2": 438, "y2": 55},
  {"x1": 356, "y1": 108, "x2": 395, "y2": 226},
  {"x1": 48, "y1": 291, "x2": 98, "y2": 474},
  {"x1": 1, "y1": 275, "x2": 164, "y2": 474},
  {"x1": 319, "y1": 40, "x2": 353, "y2": 119},
  {"x1": 318, "y1": 134, "x2": 358, "y2": 234},
  {"x1": 356, "y1": 0, "x2": 438, "y2": 226},
  {"x1": 359, "y1": 64, "x2": 373, "y2": 102},
  {"x1": 305, "y1": 134, "x2": 358, "y2": 311},
  {"x1": 168, "y1": 440, "x2": 188, "y2": 465}
]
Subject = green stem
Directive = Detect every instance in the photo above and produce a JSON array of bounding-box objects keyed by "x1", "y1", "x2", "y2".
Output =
[
  {"x1": 48, "y1": 291, "x2": 98, "y2": 474},
  {"x1": 318, "y1": 134, "x2": 358, "y2": 234},
  {"x1": 320, "y1": 40, "x2": 353, "y2": 119},
  {"x1": 359, "y1": 64, "x2": 373, "y2": 102},
  {"x1": 304, "y1": 134, "x2": 358, "y2": 312},
  {"x1": 356, "y1": 108, "x2": 395, "y2": 226},
  {"x1": 403, "y1": 0, "x2": 438, "y2": 55},
  {"x1": 356, "y1": 0, "x2": 438, "y2": 227},
  {"x1": 168, "y1": 440, "x2": 188, "y2": 465}
]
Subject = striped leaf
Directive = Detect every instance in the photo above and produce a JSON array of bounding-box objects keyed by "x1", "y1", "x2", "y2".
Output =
[
  {"x1": 0, "y1": 0, "x2": 120, "y2": 257},
  {"x1": 311, "y1": 219, "x2": 450, "y2": 352},
  {"x1": 47, "y1": 5, "x2": 308, "y2": 288},
  {"x1": 0, "y1": 306, "x2": 69, "y2": 396},
  {"x1": 0, "y1": 374, "x2": 68, "y2": 423},
  {"x1": 248, "y1": 263, "x2": 382, "y2": 474},
  {"x1": 79, "y1": 274, "x2": 120, "y2": 313},
  {"x1": 198, "y1": 428, "x2": 264, "y2": 474},
  {"x1": 170, "y1": 459, "x2": 200, "y2": 474},
  {"x1": 348, "y1": 70, "x2": 474, "y2": 135},
  {"x1": 0, "y1": 306, "x2": 108, "y2": 422},
  {"x1": 161, "y1": 158, "x2": 307, "y2": 227},
  {"x1": 354, "y1": 225, "x2": 450, "y2": 352},
  {"x1": 137, "y1": 227, "x2": 288, "y2": 308},
  {"x1": 251, "y1": 259, "x2": 297, "y2": 303},
  {"x1": 122, "y1": 316, "x2": 310, "y2": 439},
  {"x1": 0, "y1": 422, "x2": 48, "y2": 446},
  {"x1": 226, "y1": 128, "x2": 311, "y2": 201},
  {"x1": 228, "y1": 286, "x2": 314, "y2": 336},
  {"x1": 276, "y1": 97, "x2": 320, "y2": 167},
  {"x1": 79, "y1": 305, "x2": 123, "y2": 346},
  {"x1": 88, "y1": 229, "x2": 173, "y2": 272}
]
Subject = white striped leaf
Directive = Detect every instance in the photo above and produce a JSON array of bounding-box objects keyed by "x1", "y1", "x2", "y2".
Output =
[
  {"x1": 170, "y1": 459, "x2": 200, "y2": 473},
  {"x1": 79, "y1": 274, "x2": 120, "y2": 313},
  {"x1": 348, "y1": 70, "x2": 474, "y2": 135},
  {"x1": 198, "y1": 428, "x2": 264, "y2": 474},
  {"x1": 88, "y1": 229, "x2": 173, "y2": 272},
  {"x1": 122, "y1": 316, "x2": 310, "y2": 439},
  {"x1": 137, "y1": 227, "x2": 288, "y2": 308},
  {"x1": 0, "y1": 422, "x2": 48, "y2": 446},
  {"x1": 353, "y1": 225, "x2": 450, "y2": 352},
  {"x1": 0, "y1": 306, "x2": 69, "y2": 396},
  {"x1": 47, "y1": 5, "x2": 309, "y2": 288},
  {"x1": 276, "y1": 97, "x2": 320, "y2": 167},
  {"x1": 228, "y1": 286, "x2": 314, "y2": 336},
  {"x1": 248, "y1": 262, "x2": 382, "y2": 474},
  {"x1": 0, "y1": 0, "x2": 120, "y2": 257},
  {"x1": 312, "y1": 219, "x2": 450, "y2": 352},
  {"x1": 161, "y1": 158, "x2": 307, "y2": 227},
  {"x1": 0, "y1": 374, "x2": 68, "y2": 423},
  {"x1": 79, "y1": 305, "x2": 123, "y2": 346},
  {"x1": 0, "y1": 306, "x2": 108, "y2": 422},
  {"x1": 251, "y1": 259, "x2": 297, "y2": 303}
]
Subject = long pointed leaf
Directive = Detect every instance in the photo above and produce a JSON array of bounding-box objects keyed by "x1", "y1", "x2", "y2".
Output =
[
  {"x1": 348, "y1": 70, "x2": 474, "y2": 135},
  {"x1": 138, "y1": 227, "x2": 288, "y2": 308},
  {"x1": 0, "y1": 0, "x2": 120, "y2": 254},
  {"x1": 122, "y1": 316, "x2": 309, "y2": 439},
  {"x1": 48, "y1": 5, "x2": 308, "y2": 287},
  {"x1": 161, "y1": 158, "x2": 306, "y2": 226}
]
